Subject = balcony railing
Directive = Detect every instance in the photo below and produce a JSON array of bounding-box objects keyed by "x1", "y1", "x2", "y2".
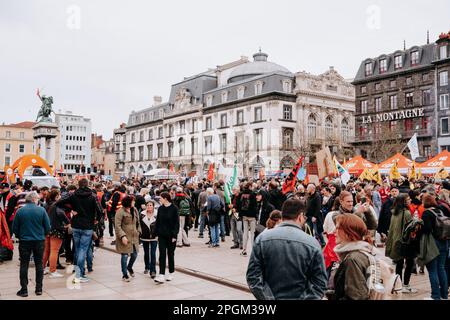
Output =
[{"x1": 353, "y1": 128, "x2": 433, "y2": 143}]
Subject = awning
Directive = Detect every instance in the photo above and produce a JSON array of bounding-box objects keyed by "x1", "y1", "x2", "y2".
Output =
[
  {"x1": 419, "y1": 150, "x2": 450, "y2": 174},
  {"x1": 344, "y1": 155, "x2": 375, "y2": 175},
  {"x1": 378, "y1": 153, "x2": 413, "y2": 174}
]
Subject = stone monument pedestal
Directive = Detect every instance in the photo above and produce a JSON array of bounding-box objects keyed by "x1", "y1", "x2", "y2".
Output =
[{"x1": 33, "y1": 122, "x2": 59, "y2": 169}]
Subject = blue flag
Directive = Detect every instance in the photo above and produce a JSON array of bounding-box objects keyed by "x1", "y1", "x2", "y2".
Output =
[{"x1": 297, "y1": 164, "x2": 306, "y2": 181}]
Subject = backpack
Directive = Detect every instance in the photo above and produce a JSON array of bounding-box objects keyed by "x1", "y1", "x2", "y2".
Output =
[
  {"x1": 429, "y1": 208, "x2": 450, "y2": 240},
  {"x1": 179, "y1": 198, "x2": 191, "y2": 216},
  {"x1": 240, "y1": 193, "x2": 251, "y2": 212},
  {"x1": 360, "y1": 251, "x2": 403, "y2": 300}
]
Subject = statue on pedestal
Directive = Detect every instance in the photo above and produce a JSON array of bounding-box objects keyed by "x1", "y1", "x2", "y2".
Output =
[{"x1": 35, "y1": 88, "x2": 55, "y2": 123}]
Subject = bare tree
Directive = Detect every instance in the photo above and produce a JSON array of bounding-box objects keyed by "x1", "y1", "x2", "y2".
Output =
[{"x1": 368, "y1": 125, "x2": 404, "y2": 163}]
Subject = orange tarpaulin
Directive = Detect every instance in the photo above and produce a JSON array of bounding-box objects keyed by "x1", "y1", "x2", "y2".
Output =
[
  {"x1": 343, "y1": 155, "x2": 375, "y2": 175},
  {"x1": 378, "y1": 153, "x2": 413, "y2": 174},
  {"x1": 419, "y1": 150, "x2": 450, "y2": 174}
]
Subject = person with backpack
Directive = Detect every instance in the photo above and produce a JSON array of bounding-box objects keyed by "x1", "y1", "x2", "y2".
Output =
[
  {"x1": 330, "y1": 214, "x2": 401, "y2": 300},
  {"x1": 237, "y1": 182, "x2": 257, "y2": 256},
  {"x1": 385, "y1": 193, "x2": 418, "y2": 294},
  {"x1": 421, "y1": 193, "x2": 449, "y2": 300},
  {"x1": 206, "y1": 188, "x2": 223, "y2": 248},
  {"x1": 173, "y1": 187, "x2": 192, "y2": 247}
]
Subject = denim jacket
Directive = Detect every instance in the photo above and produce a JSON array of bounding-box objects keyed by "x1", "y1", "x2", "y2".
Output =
[{"x1": 246, "y1": 221, "x2": 327, "y2": 300}]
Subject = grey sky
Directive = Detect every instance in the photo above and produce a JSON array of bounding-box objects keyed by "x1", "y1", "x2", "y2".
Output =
[{"x1": 1, "y1": 0, "x2": 449, "y2": 139}]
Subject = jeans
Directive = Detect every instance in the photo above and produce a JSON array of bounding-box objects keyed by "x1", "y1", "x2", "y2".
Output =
[
  {"x1": 219, "y1": 215, "x2": 226, "y2": 238},
  {"x1": 107, "y1": 212, "x2": 115, "y2": 237},
  {"x1": 121, "y1": 245, "x2": 138, "y2": 277},
  {"x1": 307, "y1": 219, "x2": 326, "y2": 246},
  {"x1": 143, "y1": 241, "x2": 157, "y2": 273},
  {"x1": 86, "y1": 241, "x2": 93, "y2": 271},
  {"x1": 72, "y1": 228, "x2": 93, "y2": 278},
  {"x1": 19, "y1": 240, "x2": 45, "y2": 292},
  {"x1": 42, "y1": 236, "x2": 63, "y2": 273},
  {"x1": 395, "y1": 257, "x2": 414, "y2": 286},
  {"x1": 242, "y1": 216, "x2": 256, "y2": 252},
  {"x1": 199, "y1": 213, "x2": 206, "y2": 235},
  {"x1": 177, "y1": 216, "x2": 190, "y2": 246},
  {"x1": 426, "y1": 239, "x2": 449, "y2": 300},
  {"x1": 210, "y1": 223, "x2": 220, "y2": 246},
  {"x1": 158, "y1": 236, "x2": 176, "y2": 275},
  {"x1": 194, "y1": 209, "x2": 200, "y2": 229},
  {"x1": 230, "y1": 215, "x2": 243, "y2": 247}
]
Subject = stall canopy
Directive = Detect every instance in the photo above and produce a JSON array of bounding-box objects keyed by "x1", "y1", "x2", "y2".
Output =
[
  {"x1": 378, "y1": 153, "x2": 413, "y2": 174},
  {"x1": 344, "y1": 155, "x2": 375, "y2": 175},
  {"x1": 143, "y1": 168, "x2": 179, "y2": 180},
  {"x1": 418, "y1": 150, "x2": 450, "y2": 174}
]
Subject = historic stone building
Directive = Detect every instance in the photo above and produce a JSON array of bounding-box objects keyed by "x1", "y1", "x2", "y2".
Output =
[
  {"x1": 352, "y1": 31, "x2": 450, "y2": 163},
  {"x1": 124, "y1": 52, "x2": 354, "y2": 178},
  {"x1": 113, "y1": 123, "x2": 127, "y2": 180}
]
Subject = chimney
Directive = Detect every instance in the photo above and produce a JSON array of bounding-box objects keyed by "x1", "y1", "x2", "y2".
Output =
[
  {"x1": 153, "y1": 96, "x2": 162, "y2": 106},
  {"x1": 329, "y1": 66, "x2": 334, "y2": 71}
]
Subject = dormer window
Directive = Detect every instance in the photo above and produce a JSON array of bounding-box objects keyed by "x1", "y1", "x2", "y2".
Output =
[
  {"x1": 365, "y1": 62, "x2": 373, "y2": 76},
  {"x1": 237, "y1": 86, "x2": 245, "y2": 99},
  {"x1": 411, "y1": 50, "x2": 419, "y2": 66},
  {"x1": 394, "y1": 55, "x2": 402, "y2": 69},
  {"x1": 282, "y1": 80, "x2": 292, "y2": 93},
  {"x1": 379, "y1": 59, "x2": 387, "y2": 73},
  {"x1": 159, "y1": 109, "x2": 164, "y2": 119},
  {"x1": 440, "y1": 45, "x2": 448, "y2": 59},
  {"x1": 221, "y1": 91, "x2": 228, "y2": 103},
  {"x1": 206, "y1": 95, "x2": 213, "y2": 107},
  {"x1": 255, "y1": 81, "x2": 263, "y2": 95}
]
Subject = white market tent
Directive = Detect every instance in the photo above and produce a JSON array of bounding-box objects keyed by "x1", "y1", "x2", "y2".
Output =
[{"x1": 143, "y1": 168, "x2": 179, "y2": 180}]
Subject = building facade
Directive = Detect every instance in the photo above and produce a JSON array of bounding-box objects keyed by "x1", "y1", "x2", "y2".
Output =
[
  {"x1": 113, "y1": 123, "x2": 127, "y2": 180},
  {"x1": 92, "y1": 134, "x2": 115, "y2": 177},
  {"x1": 0, "y1": 122, "x2": 36, "y2": 168},
  {"x1": 352, "y1": 41, "x2": 437, "y2": 162},
  {"x1": 125, "y1": 52, "x2": 355, "y2": 178},
  {"x1": 435, "y1": 32, "x2": 450, "y2": 151},
  {"x1": 55, "y1": 111, "x2": 92, "y2": 177}
]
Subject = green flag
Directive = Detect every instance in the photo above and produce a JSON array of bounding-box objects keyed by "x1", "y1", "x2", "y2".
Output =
[{"x1": 224, "y1": 161, "x2": 238, "y2": 204}]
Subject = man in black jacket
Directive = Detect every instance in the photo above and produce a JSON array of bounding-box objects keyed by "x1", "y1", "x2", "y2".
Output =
[
  {"x1": 377, "y1": 187, "x2": 399, "y2": 241},
  {"x1": 306, "y1": 184, "x2": 325, "y2": 247},
  {"x1": 267, "y1": 181, "x2": 285, "y2": 211},
  {"x1": 56, "y1": 179, "x2": 103, "y2": 283}
]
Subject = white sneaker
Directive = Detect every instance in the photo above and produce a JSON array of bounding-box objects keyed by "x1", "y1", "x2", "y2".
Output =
[
  {"x1": 44, "y1": 267, "x2": 50, "y2": 275},
  {"x1": 154, "y1": 274, "x2": 165, "y2": 283},
  {"x1": 165, "y1": 273, "x2": 174, "y2": 281},
  {"x1": 401, "y1": 285, "x2": 418, "y2": 294},
  {"x1": 49, "y1": 271, "x2": 64, "y2": 279}
]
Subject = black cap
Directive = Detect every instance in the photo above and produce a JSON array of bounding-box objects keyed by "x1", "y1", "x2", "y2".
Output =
[{"x1": 1, "y1": 182, "x2": 10, "y2": 189}]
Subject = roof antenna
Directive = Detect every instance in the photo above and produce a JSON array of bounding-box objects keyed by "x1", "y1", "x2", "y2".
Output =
[
  {"x1": 427, "y1": 30, "x2": 430, "y2": 44},
  {"x1": 403, "y1": 40, "x2": 406, "y2": 50}
]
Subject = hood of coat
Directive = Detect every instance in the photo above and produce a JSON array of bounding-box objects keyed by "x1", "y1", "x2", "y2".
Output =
[
  {"x1": 334, "y1": 240, "x2": 375, "y2": 260},
  {"x1": 75, "y1": 187, "x2": 95, "y2": 198}
]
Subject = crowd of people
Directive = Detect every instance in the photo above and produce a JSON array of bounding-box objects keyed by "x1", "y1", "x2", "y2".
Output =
[{"x1": 0, "y1": 173, "x2": 449, "y2": 300}]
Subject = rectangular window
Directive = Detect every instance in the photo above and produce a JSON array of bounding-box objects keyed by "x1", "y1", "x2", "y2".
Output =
[
  {"x1": 255, "y1": 107, "x2": 262, "y2": 122},
  {"x1": 168, "y1": 125, "x2": 174, "y2": 137},
  {"x1": 375, "y1": 83, "x2": 381, "y2": 91},
  {"x1": 390, "y1": 121, "x2": 398, "y2": 132},
  {"x1": 365, "y1": 62, "x2": 373, "y2": 76},
  {"x1": 423, "y1": 73, "x2": 429, "y2": 82},
  {"x1": 361, "y1": 100, "x2": 368, "y2": 113},
  {"x1": 379, "y1": 59, "x2": 387, "y2": 73},
  {"x1": 441, "y1": 94, "x2": 450, "y2": 110},
  {"x1": 440, "y1": 71, "x2": 448, "y2": 86},
  {"x1": 440, "y1": 45, "x2": 448, "y2": 59},
  {"x1": 441, "y1": 118, "x2": 449, "y2": 135},
  {"x1": 5, "y1": 131, "x2": 11, "y2": 138},
  {"x1": 406, "y1": 77, "x2": 413, "y2": 86},
  {"x1": 255, "y1": 82, "x2": 262, "y2": 95},
  {"x1": 361, "y1": 86, "x2": 367, "y2": 94},
  {"x1": 405, "y1": 92, "x2": 414, "y2": 106},
  {"x1": 179, "y1": 120, "x2": 185, "y2": 134},
  {"x1": 157, "y1": 144, "x2": 163, "y2": 158},
  {"x1": 394, "y1": 55, "x2": 402, "y2": 69},
  {"x1": 422, "y1": 89, "x2": 431, "y2": 105},
  {"x1": 130, "y1": 147, "x2": 135, "y2": 162},
  {"x1": 204, "y1": 137, "x2": 212, "y2": 155},
  {"x1": 220, "y1": 114, "x2": 227, "y2": 128},
  {"x1": 147, "y1": 145, "x2": 153, "y2": 160},
  {"x1": 254, "y1": 129, "x2": 263, "y2": 151},
  {"x1": 138, "y1": 146, "x2": 144, "y2": 161},
  {"x1": 220, "y1": 134, "x2": 227, "y2": 153},
  {"x1": 131, "y1": 133, "x2": 135, "y2": 143},
  {"x1": 221, "y1": 91, "x2": 228, "y2": 103},
  {"x1": 139, "y1": 131, "x2": 144, "y2": 142},
  {"x1": 423, "y1": 146, "x2": 431, "y2": 157},
  {"x1": 19, "y1": 144, "x2": 25, "y2": 153},
  {"x1": 237, "y1": 110, "x2": 244, "y2": 125},
  {"x1": 158, "y1": 127, "x2": 163, "y2": 139},
  {"x1": 5, "y1": 156, "x2": 11, "y2": 166},
  {"x1": 167, "y1": 142, "x2": 173, "y2": 157},
  {"x1": 411, "y1": 51, "x2": 419, "y2": 66},
  {"x1": 405, "y1": 119, "x2": 413, "y2": 132},
  {"x1": 148, "y1": 129, "x2": 153, "y2": 140},
  {"x1": 5, "y1": 143, "x2": 11, "y2": 153},
  {"x1": 19, "y1": 132, "x2": 25, "y2": 139},
  {"x1": 191, "y1": 138, "x2": 198, "y2": 155},
  {"x1": 390, "y1": 80, "x2": 396, "y2": 88},
  {"x1": 205, "y1": 117, "x2": 212, "y2": 130},
  {"x1": 283, "y1": 105, "x2": 292, "y2": 120},
  {"x1": 191, "y1": 119, "x2": 198, "y2": 133},
  {"x1": 375, "y1": 97, "x2": 382, "y2": 112}
]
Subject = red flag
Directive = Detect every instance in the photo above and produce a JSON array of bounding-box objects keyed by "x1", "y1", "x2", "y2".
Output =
[
  {"x1": 282, "y1": 157, "x2": 304, "y2": 195},
  {"x1": 207, "y1": 163, "x2": 215, "y2": 181},
  {"x1": 168, "y1": 163, "x2": 175, "y2": 173}
]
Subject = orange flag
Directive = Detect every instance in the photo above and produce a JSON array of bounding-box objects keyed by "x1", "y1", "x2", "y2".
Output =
[{"x1": 207, "y1": 163, "x2": 215, "y2": 181}]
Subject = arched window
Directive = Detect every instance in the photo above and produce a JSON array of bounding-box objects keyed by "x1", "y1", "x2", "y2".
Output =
[
  {"x1": 282, "y1": 128, "x2": 294, "y2": 150},
  {"x1": 341, "y1": 118, "x2": 349, "y2": 143},
  {"x1": 307, "y1": 114, "x2": 317, "y2": 139},
  {"x1": 325, "y1": 116, "x2": 333, "y2": 138}
]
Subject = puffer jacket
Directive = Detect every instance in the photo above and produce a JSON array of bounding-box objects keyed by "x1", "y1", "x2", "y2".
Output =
[{"x1": 246, "y1": 222, "x2": 327, "y2": 300}]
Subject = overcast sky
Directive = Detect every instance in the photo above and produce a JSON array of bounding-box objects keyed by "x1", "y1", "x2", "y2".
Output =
[{"x1": 1, "y1": 0, "x2": 449, "y2": 139}]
